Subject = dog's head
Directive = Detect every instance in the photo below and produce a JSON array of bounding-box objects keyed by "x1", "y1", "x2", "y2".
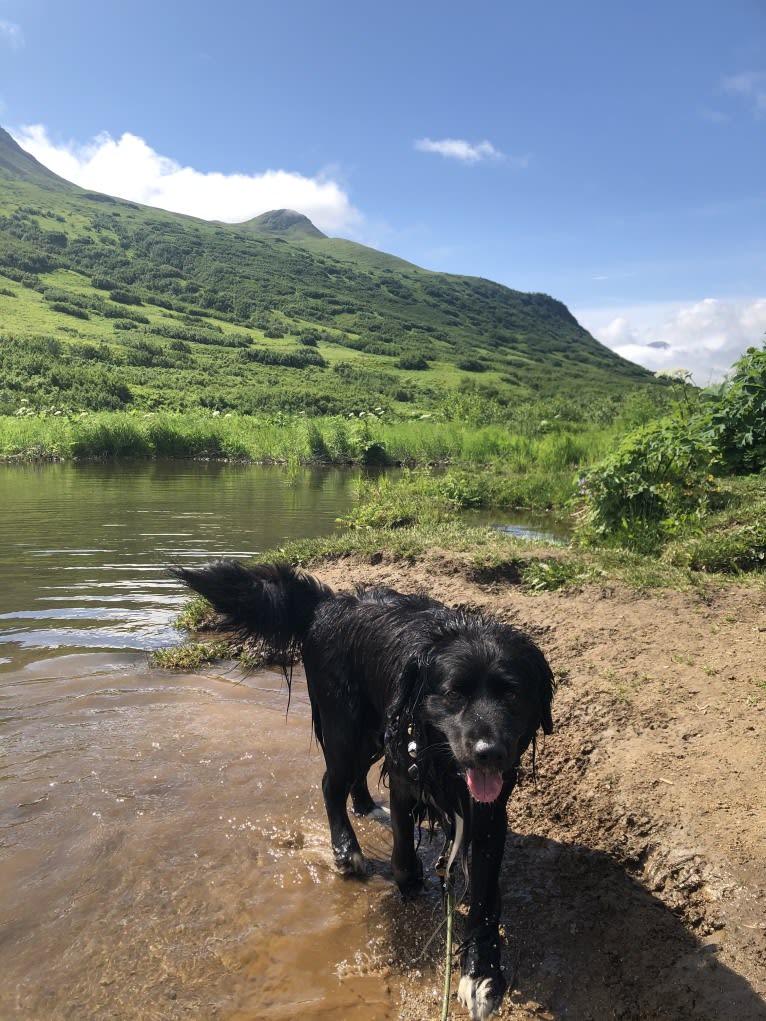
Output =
[{"x1": 416, "y1": 620, "x2": 554, "y2": 804}]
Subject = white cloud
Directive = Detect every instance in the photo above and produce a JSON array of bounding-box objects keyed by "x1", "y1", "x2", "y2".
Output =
[
  {"x1": 414, "y1": 137, "x2": 504, "y2": 164},
  {"x1": 722, "y1": 71, "x2": 766, "y2": 117},
  {"x1": 0, "y1": 18, "x2": 23, "y2": 48},
  {"x1": 574, "y1": 297, "x2": 766, "y2": 386},
  {"x1": 11, "y1": 125, "x2": 361, "y2": 235}
]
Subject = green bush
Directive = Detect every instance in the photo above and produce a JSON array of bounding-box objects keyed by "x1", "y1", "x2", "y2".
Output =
[
  {"x1": 713, "y1": 345, "x2": 766, "y2": 474},
  {"x1": 343, "y1": 466, "x2": 572, "y2": 530},
  {"x1": 576, "y1": 413, "x2": 719, "y2": 552},
  {"x1": 397, "y1": 353, "x2": 429, "y2": 370}
]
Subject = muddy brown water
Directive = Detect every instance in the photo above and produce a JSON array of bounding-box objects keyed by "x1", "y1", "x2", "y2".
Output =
[{"x1": 1, "y1": 463, "x2": 558, "y2": 1021}]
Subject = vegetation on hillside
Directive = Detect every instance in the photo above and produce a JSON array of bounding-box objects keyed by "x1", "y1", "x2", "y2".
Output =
[{"x1": 0, "y1": 127, "x2": 654, "y2": 421}]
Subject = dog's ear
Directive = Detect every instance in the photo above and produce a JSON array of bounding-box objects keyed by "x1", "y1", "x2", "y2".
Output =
[
  {"x1": 524, "y1": 643, "x2": 554, "y2": 735},
  {"x1": 537, "y1": 653, "x2": 554, "y2": 735},
  {"x1": 383, "y1": 654, "x2": 429, "y2": 766},
  {"x1": 541, "y1": 694, "x2": 554, "y2": 735}
]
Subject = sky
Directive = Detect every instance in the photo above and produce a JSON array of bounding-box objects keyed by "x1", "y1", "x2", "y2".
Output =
[{"x1": 1, "y1": 0, "x2": 764, "y2": 385}]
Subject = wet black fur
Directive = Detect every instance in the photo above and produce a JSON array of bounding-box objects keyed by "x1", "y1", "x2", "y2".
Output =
[{"x1": 170, "y1": 559, "x2": 554, "y2": 1019}]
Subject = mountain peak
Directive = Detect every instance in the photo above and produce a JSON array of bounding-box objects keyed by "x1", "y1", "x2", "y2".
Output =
[
  {"x1": 0, "y1": 126, "x2": 74, "y2": 191},
  {"x1": 237, "y1": 208, "x2": 327, "y2": 239}
]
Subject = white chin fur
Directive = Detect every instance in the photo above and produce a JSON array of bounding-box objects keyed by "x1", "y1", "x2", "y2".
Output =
[{"x1": 457, "y1": 975, "x2": 501, "y2": 1020}]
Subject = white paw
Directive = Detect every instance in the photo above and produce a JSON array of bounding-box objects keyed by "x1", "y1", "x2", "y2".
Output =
[{"x1": 457, "y1": 975, "x2": 502, "y2": 1020}]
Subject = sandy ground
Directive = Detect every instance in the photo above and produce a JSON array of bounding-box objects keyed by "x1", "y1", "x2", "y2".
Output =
[{"x1": 314, "y1": 553, "x2": 766, "y2": 1021}]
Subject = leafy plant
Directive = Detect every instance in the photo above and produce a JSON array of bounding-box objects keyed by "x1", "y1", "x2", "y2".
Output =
[
  {"x1": 713, "y1": 345, "x2": 766, "y2": 473},
  {"x1": 521, "y1": 558, "x2": 591, "y2": 592},
  {"x1": 576, "y1": 410, "x2": 719, "y2": 552}
]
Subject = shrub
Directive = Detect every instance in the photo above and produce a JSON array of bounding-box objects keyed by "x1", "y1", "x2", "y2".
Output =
[
  {"x1": 109, "y1": 289, "x2": 143, "y2": 306},
  {"x1": 576, "y1": 413, "x2": 719, "y2": 552},
  {"x1": 306, "y1": 422, "x2": 330, "y2": 460},
  {"x1": 49, "y1": 302, "x2": 90, "y2": 320},
  {"x1": 457, "y1": 357, "x2": 487, "y2": 372},
  {"x1": 713, "y1": 345, "x2": 766, "y2": 474},
  {"x1": 397, "y1": 353, "x2": 429, "y2": 370}
]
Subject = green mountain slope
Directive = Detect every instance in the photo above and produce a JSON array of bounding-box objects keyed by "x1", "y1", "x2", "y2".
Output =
[{"x1": 0, "y1": 126, "x2": 654, "y2": 417}]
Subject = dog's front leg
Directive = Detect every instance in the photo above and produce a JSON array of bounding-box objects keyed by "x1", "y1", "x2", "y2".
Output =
[
  {"x1": 388, "y1": 772, "x2": 423, "y2": 896},
  {"x1": 458, "y1": 798, "x2": 509, "y2": 1021}
]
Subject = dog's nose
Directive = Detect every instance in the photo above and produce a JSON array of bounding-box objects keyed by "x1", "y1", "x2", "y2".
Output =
[{"x1": 473, "y1": 738, "x2": 504, "y2": 768}]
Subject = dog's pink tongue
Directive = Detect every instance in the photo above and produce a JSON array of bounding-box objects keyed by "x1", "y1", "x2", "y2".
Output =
[{"x1": 466, "y1": 768, "x2": 504, "y2": 803}]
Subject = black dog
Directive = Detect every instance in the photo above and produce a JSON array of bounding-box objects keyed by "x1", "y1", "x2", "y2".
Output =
[{"x1": 171, "y1": 560, "x2": 554, "y2": 1020}]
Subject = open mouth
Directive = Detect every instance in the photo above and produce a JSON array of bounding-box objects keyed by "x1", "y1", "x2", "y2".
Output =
[{"x1": 465, "y1": 767, "x2": 504, "y2": 804}]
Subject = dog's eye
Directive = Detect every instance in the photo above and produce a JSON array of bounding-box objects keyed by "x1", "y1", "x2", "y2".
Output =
[{"x1": 445, "y1": 690, "x2": 464, "y2": 705}]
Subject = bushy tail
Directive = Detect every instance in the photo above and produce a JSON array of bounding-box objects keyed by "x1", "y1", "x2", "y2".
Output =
[{"x1": 170, "y1": 559, "x2": 333, "y2": 657}]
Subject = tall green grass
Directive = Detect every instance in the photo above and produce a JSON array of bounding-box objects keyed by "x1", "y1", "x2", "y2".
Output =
[{"x1": 0, "y1": 409, "x2": 617, "y2": 471}]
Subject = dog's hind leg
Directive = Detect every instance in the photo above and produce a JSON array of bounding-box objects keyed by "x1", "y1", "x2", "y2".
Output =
[
  {"x1": 350, "y1": 776, "x2": 376, "y2": 816},
  {"x1": 321, "y1": 767, "x2": 367, "y2": 877},
  {"x1": 349, "y1": 731, "x2": 385, "y2": 816}
]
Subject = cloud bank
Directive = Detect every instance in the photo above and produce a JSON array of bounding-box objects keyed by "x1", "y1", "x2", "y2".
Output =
[
  {"x1": 12, "y1": 125, "x2": 361, "y2": 235},
  {"x1": 414, "y1": 137, "x2": 504, "y2": 163},
  {"x1": 576, "y1": 297, "x2": 766, "y2": 385}
]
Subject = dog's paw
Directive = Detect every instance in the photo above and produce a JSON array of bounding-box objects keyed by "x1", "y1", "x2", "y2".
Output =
[
  {"x1": 335, "y1": 848, "x2": 368, "y2": 878},
  {"x1": 392, "y1": 854, "x2": 423, "y2": 898},
  {"x1": 367, "y1": 803, "x2": 391, "y2": 824},
  {"x1": 457, "y1": 973, "x2": 505, "y2": 1020}
]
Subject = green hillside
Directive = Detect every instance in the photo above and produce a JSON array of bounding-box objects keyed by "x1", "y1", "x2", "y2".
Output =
[{"x1": 0, "y1": 126, "x2": 654, "y2": 418}]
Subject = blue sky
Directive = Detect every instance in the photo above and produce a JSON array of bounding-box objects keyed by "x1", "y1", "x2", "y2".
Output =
[{"x1": 1, "y1": 0, "x2": 764, "y2": 384}]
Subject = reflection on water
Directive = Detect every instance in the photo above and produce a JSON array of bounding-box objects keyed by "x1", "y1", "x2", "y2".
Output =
[
  {"x1": 0, "y1": 461, "x2": 359, "y2": 663},
  {"x1": 0, "y1": 461, "x2": 561, "y2": 1019}
]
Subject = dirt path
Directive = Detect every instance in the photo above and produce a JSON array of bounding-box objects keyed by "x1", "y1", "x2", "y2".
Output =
[{"x1": 315, "y1": 555, "x2": 766, "y2": 1020}]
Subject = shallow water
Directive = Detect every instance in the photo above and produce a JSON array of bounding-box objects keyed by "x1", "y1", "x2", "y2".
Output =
[
  {"x1": 1, "y1": 654, "x2": 415, "y2": 1020},
  {"x1": 0, "y1": 461, "x2": 560, "y2": 1020}
]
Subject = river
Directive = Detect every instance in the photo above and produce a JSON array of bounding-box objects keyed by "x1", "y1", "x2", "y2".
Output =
[{"x1": 0, "y1": 461, "x2": 558, "y2": 1021}]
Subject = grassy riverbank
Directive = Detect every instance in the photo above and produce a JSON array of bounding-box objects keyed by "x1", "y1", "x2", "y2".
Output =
[
  {"x1": 0, "y1": 406, "x2": 615, "y2": 477},
  {"x1": 158, "y1": 472, "x2": 765, "y2": 670},
  {"x1": 245, "y1": 471, "x2": 766, "y2": 584}
]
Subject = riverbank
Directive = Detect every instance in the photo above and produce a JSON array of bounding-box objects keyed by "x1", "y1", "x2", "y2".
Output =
[
  {"x1": 0, "y1": 408, "x2": 614, "y2": 470},
  {"x1": 298, "y1": 552, "x2": 766, "y2": 1020}
]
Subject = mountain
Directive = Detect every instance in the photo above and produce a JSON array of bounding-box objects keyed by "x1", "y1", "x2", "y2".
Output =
[
  {"x1": 0, "y1": 126, "x2": 77, "y2": 192},
  {"x1": 236, "y1": 209, "x2": 327, "y2": 239},
  {"x1": 0, "y1": 126, "x2": 656, "y2": 417}
]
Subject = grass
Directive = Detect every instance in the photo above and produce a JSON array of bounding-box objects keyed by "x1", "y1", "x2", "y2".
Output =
[
  {"x1": 150, "y1": 639, "x2": 234, "y2": 670},
  {"x1": 661, "y1": 475, "x2": 766, "y2": 574},
  {"x1": 0, "y1": 408, "x2": 618, "y2": 475}
]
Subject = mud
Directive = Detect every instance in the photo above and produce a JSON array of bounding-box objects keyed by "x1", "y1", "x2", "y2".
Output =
[{"x1": 314, "y1": 555, "x2": 766, "y2": 1020}]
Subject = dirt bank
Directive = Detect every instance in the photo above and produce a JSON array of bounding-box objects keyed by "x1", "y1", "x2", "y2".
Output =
[{"x1": 315, "y1": 554, "x2": 766, "y2": 1020}]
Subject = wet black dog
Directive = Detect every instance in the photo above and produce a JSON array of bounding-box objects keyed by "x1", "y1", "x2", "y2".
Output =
[{"x1": 171, "y1": 560, "x2": 554, "y2": 1020}]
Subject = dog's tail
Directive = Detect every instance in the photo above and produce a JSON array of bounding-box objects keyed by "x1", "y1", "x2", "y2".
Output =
[{"x1": 170, "y1": 559, "x2": 333, "y2": 657}]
